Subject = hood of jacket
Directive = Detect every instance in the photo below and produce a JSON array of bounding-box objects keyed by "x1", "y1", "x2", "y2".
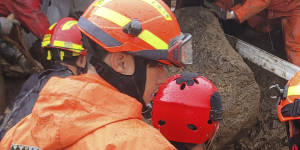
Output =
[{"x1": 27, "y1": 73, "x2": 143, "y2": 149}]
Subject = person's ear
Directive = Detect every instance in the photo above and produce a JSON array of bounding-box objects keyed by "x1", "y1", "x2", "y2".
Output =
[
  {"x1": 109, "y1": 53, "x2": 135, "y2": 75},
  {"x1": 76, "y1": 55, "x2": 87, "y2": 68}
]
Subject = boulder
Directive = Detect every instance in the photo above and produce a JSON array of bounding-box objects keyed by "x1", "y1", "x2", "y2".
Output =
[{"x1": 168, "y1": 7, "x2": 261, "y2": 149}]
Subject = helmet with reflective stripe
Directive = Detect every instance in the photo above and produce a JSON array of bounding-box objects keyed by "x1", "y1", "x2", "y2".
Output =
[
  {"x1": 78, "y1": 0, "x2": 192, "y2": 67},
  {"x1": 278, "y1": 71, "x2": 300, "y2": 122},
  {"x1": 42, "y1": 17, "x2": 87, "y2": 56},
  {"x1": 152, "y1": 72, "x2": 224, "y2": 145}
]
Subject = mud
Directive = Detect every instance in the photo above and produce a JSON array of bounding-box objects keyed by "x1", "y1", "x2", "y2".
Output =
[
  {"x1": 173, "y1": 7, "x2": 261, "y2": 149},
  {"x1": 224, "y1": 19, "x2": 289, "y2": 149}
]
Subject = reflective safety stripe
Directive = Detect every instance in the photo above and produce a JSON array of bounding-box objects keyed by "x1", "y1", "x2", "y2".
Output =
[
  {"x1": 62, "y1": 20, "x2": 78, "y2": 30},
  {"x1": 43, "y1": 34, "x2": 51, "y2": 42},
  {"x1": 42, "y1": 41, "x2": 50, "y2": 47},
  {"x1": 49, "y1": 23, "x2": 57, "y2": 30},
  {"x1": 47, "y1": 50, "x2": 52, "y2": 60},
  {"x1": 141, "y1": 0, "x2": 172, "y2": 21},
  {"x1": 42, "y1": 34, "x2": 51, "y2": 47},
  {"x1": 138, "y1": 30, "x2": 168, "y2": 49},
  {"x1": 53, "y1": 40, "x2": 84, "y2": 52},
  {"x1": 93, "y1": 0, "x2": 112, "y2": 7},
  {"x1": 60, "y1": 51, "x2": 64, "y2": 61},
  {"x1": 72, "y1": 52, "x2": 80, "y2": 56},
  {"x1": 287, "y1": 85, "x2": 300, "y2": 96},
  {"x1": 94, "y1": 7, "x2": 131, "y2": 27},
  {"x1": 91, "y1": 7, "x2": 168, "y2": 49}
]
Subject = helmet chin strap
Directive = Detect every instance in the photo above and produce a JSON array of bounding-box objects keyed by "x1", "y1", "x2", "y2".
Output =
[{"x1": 90, "y1": 55, "x2": 151, "y2": 118}]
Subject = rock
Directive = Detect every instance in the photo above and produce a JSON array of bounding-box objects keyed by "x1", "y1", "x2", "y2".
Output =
[
  {"x1": 229, "y1": 60, "x2": 288, "y2": 150},
  {"x1": 170, "y1": 7, "x2": 261, "y2": 149}
]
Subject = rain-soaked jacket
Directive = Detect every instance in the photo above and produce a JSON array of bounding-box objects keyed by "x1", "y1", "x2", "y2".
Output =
[
  {"x1": 0, "y1": 64, "x2": 73, "y2": 140},
  {"x1": 231, "y1": 0, "x2": 300, "y2": 22},
  {"x1": 216, "y1": 0, "x2": 300, "y2": 23},
  {"x1": 0, "y1": 74, "x2": 175, "y2": 150},
  {"x1": 216, "y1": 0, "x2": 300, "y2": 66},
  {"x1": 0, "y1": 0, "x2": 49, "y2": 39}
]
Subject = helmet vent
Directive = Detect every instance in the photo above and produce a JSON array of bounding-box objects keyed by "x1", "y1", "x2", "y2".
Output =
[
  {"x1": 187, "y1": 124, "x2": 197, "y2": 131},
  {"x1": 180, "y1": 84, "x2": 186, "y2": 90},
  {"x1": 193, "y1": 79, "x2": 199, "y2": 84},
  {"x1": 207, "y1": 120, "x2": 213, "y2": 124},
  {"x1": 158, "y1": 120, "x2": 166, "y2": 126}
]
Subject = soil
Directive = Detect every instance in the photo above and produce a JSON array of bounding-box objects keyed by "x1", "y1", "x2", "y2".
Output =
[{"x1": 223, "y1": 20, "x2": 290, "y2": 149}]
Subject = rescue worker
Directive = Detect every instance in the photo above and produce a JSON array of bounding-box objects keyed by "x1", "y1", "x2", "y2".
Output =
[
  {"x1": 0, "y1": 0, "x2": 193, "y2": 149},
  {"x1": 152, "y1": 72, "x2": 224, "y2": 150},
  {"x1": 204, "y1": 0, "x2": 300, "y2": 67},
  {"x1": 0, "y1": 17, "x2": 87, "y2": 140},
  {"x1": 277, "y1": 71, "x2": 300, "y2": 150}
]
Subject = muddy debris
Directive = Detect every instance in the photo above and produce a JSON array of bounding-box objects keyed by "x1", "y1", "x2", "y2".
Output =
[{"x1": 172, "y1": 7, "x2": 260, "y2": 149}]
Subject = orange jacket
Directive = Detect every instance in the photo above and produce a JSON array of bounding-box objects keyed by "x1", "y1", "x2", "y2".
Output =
[
  {"x1": 217, "y1": 0, "x2": 300, "y2": 23},
  {"x1": 0, "y1": 74, "x2": 175, "y2": 150}
]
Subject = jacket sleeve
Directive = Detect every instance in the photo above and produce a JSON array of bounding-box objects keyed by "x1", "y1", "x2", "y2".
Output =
[
  {"x1": 6, "y1": 0, "x2": 49, "y2": 39},
  {"x1": 232, "y1": 0, "x2": 271, "y2": 23}
]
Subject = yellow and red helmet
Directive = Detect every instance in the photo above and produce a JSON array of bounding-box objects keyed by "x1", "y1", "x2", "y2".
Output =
[
  {"x1": 278, "y1": 72, "x2": 300, "y2": 122},
  {"x1": 77, "y1": 0, "x2": 193, "y2": 67},
  {"x1": 42, "y1": 17, "x2": 87, "y2": 59}
]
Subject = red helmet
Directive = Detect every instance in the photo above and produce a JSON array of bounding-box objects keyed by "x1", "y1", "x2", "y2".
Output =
[
  {"x1": 77, "y1": 0, "x2": 193, "y2": 67},
  {"x1": 152, "y1": 72, "x2": 224, "y2": 144},
  {"x1": 42, "y1": 17, "x2": 86, "y2": 61},
  {"x1": 278, "y1": 71, "x2": 300, "y2": 122}
]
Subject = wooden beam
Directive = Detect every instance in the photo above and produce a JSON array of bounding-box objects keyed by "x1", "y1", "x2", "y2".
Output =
[{"x1": 233, "y1": 38, "x2": 300, "y2": 80}]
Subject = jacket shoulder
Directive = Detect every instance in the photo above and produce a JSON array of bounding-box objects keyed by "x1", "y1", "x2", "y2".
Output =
[{"x1": 67, "y1": 119, "x2": 175, "y2": 150}]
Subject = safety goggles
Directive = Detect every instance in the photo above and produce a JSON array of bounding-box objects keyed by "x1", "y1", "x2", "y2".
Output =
[
  {"x1": 167, "y1": 33, "x2": 193, "y2": 67},
  {"x1": 129, "y1": 33, "x2": 193, "y2": 67}
]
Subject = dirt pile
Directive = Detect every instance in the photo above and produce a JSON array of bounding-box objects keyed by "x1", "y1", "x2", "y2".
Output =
[
  {"x1": 225, "y1": 24, "x2": 289, "y2": 149},
  {"x1": 171, "y1": 7, "x2": 261, "y2": 149},
  {"x1": 228, "y1": 60, "x2": 288, "y2": 150}
]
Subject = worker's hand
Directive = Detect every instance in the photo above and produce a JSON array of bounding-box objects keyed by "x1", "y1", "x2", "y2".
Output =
[
  {"x1": 0, "y1": 14, "x2": 19, "y2": 34},
  {"x1": 203, "y1": 0, "x2": 227, "y2": 20}
]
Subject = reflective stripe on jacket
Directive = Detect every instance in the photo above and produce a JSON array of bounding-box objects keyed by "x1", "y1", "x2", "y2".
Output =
[{"x1": 0, "y1": 74, "x2": 175, "y2": 150}]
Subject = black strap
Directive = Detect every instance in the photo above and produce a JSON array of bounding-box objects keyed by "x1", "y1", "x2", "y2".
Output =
[
  {"x1": 210, "y1": 92, "x2": 224, "y2": 122},
  {"x1": 282, "y1": 99, "x2": 300, "y2": 117},
  {"x1": 78, "y1": 17, "x2": 122, "y2": 47},
  {"x1": 128, "y1": 50, "x2": 168, "y2": 61},
  {"x1": 289, "y1": 134, "x2": 300, "y2": 150}
]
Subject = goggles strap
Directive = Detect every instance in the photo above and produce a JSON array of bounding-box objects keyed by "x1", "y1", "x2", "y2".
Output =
[
  {"x1": 128, "y1": 50, "x2": 168, "y2": 61},
  {"x1": 210, "y1": 92, "x2": 224, "y2": 122}
]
